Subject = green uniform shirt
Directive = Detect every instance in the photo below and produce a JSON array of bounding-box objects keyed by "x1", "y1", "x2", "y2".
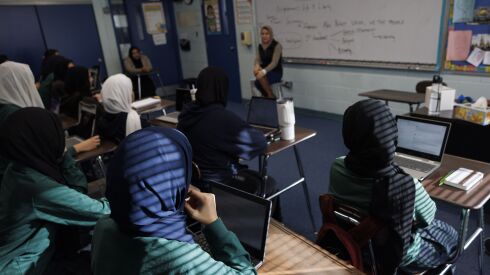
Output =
[
  {"x1": 328, "y1": 157, "x2": 436, "y2": 266},
  {"x1": 92, "y1": 217, "x2": 257, "y2": 275},
  {"x1": 0, "y1": 147, "x2": 111, "y2": 275}
]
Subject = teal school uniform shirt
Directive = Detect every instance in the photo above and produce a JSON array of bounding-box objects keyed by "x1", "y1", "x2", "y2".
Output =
[
  {"x1": 328, "y1": 157, "x2": 436, "y2": 266},
  {"x1": 92, "y1": 217, "x2": 257, "y2": 275},
  {"x1": 0, "y1": 147, "x2": 111, "y2": 275}
]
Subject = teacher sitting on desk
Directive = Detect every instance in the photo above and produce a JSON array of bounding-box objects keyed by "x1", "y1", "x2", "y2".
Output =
[
  {"x1": 123, "y1": 46, "x2": 155, "y2": 99},
  {"x1": 254, "y1": 25, "x2": 283, "y2": 99}
]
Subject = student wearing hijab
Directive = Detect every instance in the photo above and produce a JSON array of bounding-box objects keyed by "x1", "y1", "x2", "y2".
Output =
[
  {"x1": 329, "y1": 99, "x2": 457, "y2": 273},
  {"x1": 0, "y1": 108, "x2": 110, "y2": 275},
  {"x1": 39, "y1": 48, "x2": 59, "y2": 81},
  {"x1": 60, "y1": 66, "x2": 92, "y2": 119},
  {"x1": 91, "y1": 127, "x2": 256, "y2": 274},
  {"x1": 178, "y1": 67, "x2": 266, "y2": 186},
  {"x1": 97, "y1": 73, "x2": 147, "y2": 143},
  {"x1": 123, "y1": 46, "x2": 155, "y2": 99},
  {"x1": 0, "y1": 61, "x2": 100, "y2": 184},
  {"x1": 177, "y1": 67, "x2": 281, "y2": 220},
  {"x1": 253, "y1": 25, "x2": 283, "y2": 98},
  {"x1": 38, "y1": 55, "x2": 74, "y2": 111}
]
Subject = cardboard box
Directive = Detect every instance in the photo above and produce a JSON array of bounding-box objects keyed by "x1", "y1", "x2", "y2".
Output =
[
  {"x1": 424, "y1": 85, "x2": 456, "y2": 111},
  {"x1": 453, "y1": 104, "x2": 490, "y2": 126}
]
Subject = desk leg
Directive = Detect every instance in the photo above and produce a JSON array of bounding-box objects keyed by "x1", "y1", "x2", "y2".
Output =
[
  {"x1": 458, "y1": 209, "x2": 471, "y2": 256},
  {"x1": 259, "y1": 154, "x2": 270, "y2": 198},
  {"x1": 409, "y1": 104, "x2": 414, "y2": 113},
  {"x1": 156, "y1": 72, "x2": 164, "y2": 90},
  {"x1": 478, "y1": 208, "x2": 484, "y2": 275},
  {"x1": 138, "y1": 75, "x2": 142, "y2": 100},
  {"x1": 293, "y1": 146, "x2": 317, "y2": 232}
]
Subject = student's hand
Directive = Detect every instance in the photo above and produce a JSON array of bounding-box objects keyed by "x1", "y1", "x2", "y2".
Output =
[
  {"x1": 256, "y1": 70, "x2": 266, "y2": 79},
  {"x1": 73, "y1": 135, "x2": 101, "y2": 154},
  {"x1": 184, "y1": 190, "x2": 218, "y2": 225},
  {"x1": 253, "y1": 65, "x2": 261, "y2": 76},
  {"x1": 92, "y1": 93, "x2": 102, "y2": 102},
  {"x1": 35, "y1": 82, "x2": 41, "y2": 90},
  {"x1": 142, "y1": 67, "x2": 151, "y2": 73}
]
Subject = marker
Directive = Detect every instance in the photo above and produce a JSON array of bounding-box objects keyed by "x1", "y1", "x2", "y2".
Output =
[{"x1": 438, "y1": 170, "x2": 454, "y2": 186}]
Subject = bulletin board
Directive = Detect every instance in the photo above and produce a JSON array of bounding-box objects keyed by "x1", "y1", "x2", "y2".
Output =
[{"x1": 444, "y1": 0, "x2": 490, "y2": 73}]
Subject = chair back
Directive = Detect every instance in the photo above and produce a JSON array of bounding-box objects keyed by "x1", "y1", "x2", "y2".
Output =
[
  {"x1": 317, "y1": 194, "x2": 383, "y2": 274},
  {"x1": 77, "y1": 100, "x2": 98, "y2": 137},
  {"x1": 415, "y1": 80, "x2": 447, "y2": 94}
]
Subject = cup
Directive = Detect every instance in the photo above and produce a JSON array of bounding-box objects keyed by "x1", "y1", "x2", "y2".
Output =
[{"x1": 277, "y1": 98, "x2": 295, "y2": 140}]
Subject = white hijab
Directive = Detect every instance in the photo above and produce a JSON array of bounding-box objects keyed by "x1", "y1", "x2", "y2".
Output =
[
  {"x1": 0, "y1": 61, "x2": 44, "y2": 108},
  {"x1": 101, "y1": 74, "x2": 141, "y2": 136}
]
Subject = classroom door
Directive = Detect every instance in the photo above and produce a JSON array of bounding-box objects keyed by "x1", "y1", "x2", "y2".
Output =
[
  {"x1": 203, "y1": 0, "x2": 242, "y2": 102},
  {"x1": 36, "y1": 5, "x2": 107, "y2": 79}
]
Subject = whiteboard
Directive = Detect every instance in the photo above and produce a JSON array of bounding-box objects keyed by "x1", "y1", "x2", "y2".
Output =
[{"x1": 256, "y1": 0, "x2": 446, "y2": 70}]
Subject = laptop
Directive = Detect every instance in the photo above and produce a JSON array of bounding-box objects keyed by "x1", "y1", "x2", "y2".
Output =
[
  {"x1": 395, "y1": 116, "x2": 451, "y2": 180},
  {"x1": 191, "y1": 182, "x2": 272, "y2": 269},
  {"x1": 156, "y1": 88, "x2": 192, "y2": 124},
  {"x1": 247, "y1": 96, "x2": 280, "y2": 137},
  {"x1": 65, "y1": 136, "x2": 84, "y2": 148}
]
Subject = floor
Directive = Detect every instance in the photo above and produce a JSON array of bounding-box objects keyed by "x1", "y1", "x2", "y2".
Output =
[{"x1": 224, "y1": 100, "x2": 489, "y2": 275}]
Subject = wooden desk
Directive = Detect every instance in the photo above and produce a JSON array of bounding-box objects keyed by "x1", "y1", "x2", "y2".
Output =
[
  {"x1": 149, "y1": 117, "x2": 177, "y2": 128},
  {"x1": 359, "y1": 90, "x2": 425, "y2": 112},
  {"x1": 76, "y1": 140, "x2": 117, "y2": 163},
  {"x1": 59, "y1": 114, "x2": 78, "y2": 130},
  {"x1": 422, "y1": 154, "x2": 490, "y2": 275},
  {"x1": 260, "y1": 127, "x2": 317, "y2": 232},
  {"x1": 259, "y1": 220, "x2": 362, "y2": 275},
  {"x1": 411, "y1": 107, "x2": 490, "y2": 163}
]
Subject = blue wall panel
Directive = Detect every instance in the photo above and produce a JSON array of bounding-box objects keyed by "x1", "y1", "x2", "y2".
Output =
[
  {"x1": 0, "y1": 6, "x2": 46, "y2": 78},
  {"x1": 36, "y1": 5, "x2": 107, "y2": 78}
]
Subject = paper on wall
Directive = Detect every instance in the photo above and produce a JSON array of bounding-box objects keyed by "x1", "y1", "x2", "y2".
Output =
[
  {"x1": 466, "y1": 47, "x2": 484, "y2": 67},
  {"x1": 453, "y1": 0, "x2": 476, "y2": 23},
  {"x1": 483, "y1": 52, "x2": 490, "y2": 65},
  {"x1": 153, "y1": 33, "x2": 167, "y2": 46},
  {"x1": 446, "y1": 30, "x2": 472, "y2": 61}
]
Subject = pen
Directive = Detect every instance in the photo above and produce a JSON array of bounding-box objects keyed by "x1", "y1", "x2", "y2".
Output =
[{"x1": 438, "y1": 170, "x2": 454, "y2": 186}]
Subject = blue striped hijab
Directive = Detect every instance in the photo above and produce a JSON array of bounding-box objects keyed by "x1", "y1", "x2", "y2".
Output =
[{"x1": 106, "y1": 127, "x2": 194, "y2": 243}]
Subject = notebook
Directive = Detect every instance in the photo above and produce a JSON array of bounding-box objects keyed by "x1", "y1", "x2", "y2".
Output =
[
  {"x1": 156, "y1": 88, "x2": 192, "y2": 124},
  {"x1": 247, "y1": 96, "x2": 280, "y2": 137},
  {"x1": 131, "y1": 97, "x2": 161, "y2": 111},
  {"x1": 395, "y1": 116, "x2": 451, "y2": 181},
  {"x1": 191, "y1": 182, "x2": 272, "y2": 269},
  {"x1": 65, "y1": 136, "x2": 84, "y2": 148}
]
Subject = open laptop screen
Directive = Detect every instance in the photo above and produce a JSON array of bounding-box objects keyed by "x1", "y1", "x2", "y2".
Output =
[
  {"x1": 247, "y1": 97, "x2": 279, "y2": 128},
  {"x1": 396, "y1": 116, "x2": 450, "y2": 161},
  {"x1": 212, "y1": 182, "x2": 271, "y2": 259}
]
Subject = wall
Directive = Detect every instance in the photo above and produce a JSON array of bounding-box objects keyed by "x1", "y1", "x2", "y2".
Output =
[
  {"x1": 173, "y1": 0, "x2": 208, "y2": 79},
  {"x1": 230, "y1": 1, "x2": 490, "y2": 115}
]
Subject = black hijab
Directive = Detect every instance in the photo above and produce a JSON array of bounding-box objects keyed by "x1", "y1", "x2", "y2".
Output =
[
  {"x1": 128, "y1": 46, "x2": 143, "y2": 68},
  {"x1": 343, "y1": 99, "x2": 415, "y2": 271},
  {"x1": 0, "y1": 107, "x2": 65, "y2": 183},
  {"x1": 65, "y1": 66, "x2": 90, "y2": 96},
  {"x1": 196, "y1": 66, "x2": 229, "y2": 107},
  {"x1": 42, "y1": 55, "x2": 72, "y2": 81}
]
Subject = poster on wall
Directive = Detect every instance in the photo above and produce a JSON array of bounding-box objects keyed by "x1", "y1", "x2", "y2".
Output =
[
  {"x1": 142, "y1": 2, "x2": 167, "y2": 35},
  {"x1": 204, "y1": 0, "x2": 222, "y2": 34},
  {"x1": 235, "y1": 0, "x2": 252, "y2": 25}
]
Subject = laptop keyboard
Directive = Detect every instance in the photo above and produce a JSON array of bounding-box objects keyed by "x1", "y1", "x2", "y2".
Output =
[
  {"x1": 192, "y1": 231, "x2": 261, "y2": 268},
  {"x1": 394, "y1": 156, "x2": 435, "y2": 173}
]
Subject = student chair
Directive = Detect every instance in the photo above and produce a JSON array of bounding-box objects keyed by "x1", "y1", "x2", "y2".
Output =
[
  {"x1": 316, "y1": 194, "x2": 384, "y2": 274},
  {"x1": 415, "y1": 80, "x2": 447, "y2": 94}
]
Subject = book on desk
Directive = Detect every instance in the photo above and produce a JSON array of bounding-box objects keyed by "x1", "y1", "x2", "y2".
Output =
[{"x1": 443, "y1": 168, "x2": 484, "y2": 191}]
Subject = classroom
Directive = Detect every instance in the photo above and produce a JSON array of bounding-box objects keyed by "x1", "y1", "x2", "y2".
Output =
[{"x1": 0, "y1": 0, "x2": 489, "y2": 274}]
